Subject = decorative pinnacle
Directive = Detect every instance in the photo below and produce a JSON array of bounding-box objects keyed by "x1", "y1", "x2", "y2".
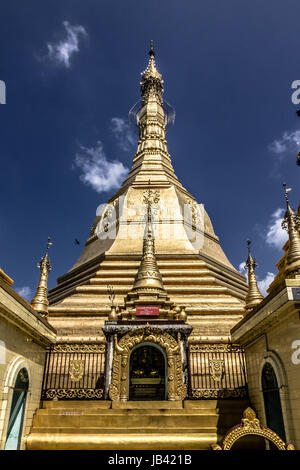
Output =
[
  {"x1": 131, "y1": 185, "x2": 165, "y2": 293},
  {"x1": 149, "y1": 40, "x2": 155, "y2": 56},
  {"x1": 31, "y1": 237, "x2": 53, "y2": 316},
  {"x1": 283, "y1": 183, "x2": 292, "y2": 206},
  {"x1": 281, "y1": 184, "x2": 300, "y2": 273},
  {"x1": 37, "y1": 237, "x2": 53, "y2": 272},
  {"x1": 244, "y1": 240, "x2": 263, "y2": 313},
  {"x1": 244, "y1": 240, "x2": 258, "y2": 271},
  {"x1": 140, "y1": 41, "x2": 163, "y2": 103}
]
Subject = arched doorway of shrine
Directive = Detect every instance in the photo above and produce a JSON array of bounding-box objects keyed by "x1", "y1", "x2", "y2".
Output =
[
  {"x1": 4, "y1": 367, "x2": 29, "y2": 450},
  {"x1": 262, "y1": 362, "x2": 286, "y2": 444},
  {"x1": 129, "y1": 343, "x2": 167, "y2": 401}
]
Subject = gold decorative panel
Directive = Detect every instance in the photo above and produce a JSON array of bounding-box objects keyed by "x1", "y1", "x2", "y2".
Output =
[{"x1": 69, "y1": 359, "x2": 84, "y2": 382}]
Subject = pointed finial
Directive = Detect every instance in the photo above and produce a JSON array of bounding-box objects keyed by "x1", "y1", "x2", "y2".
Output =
[
  {"x1": 281, "y1": 184, "x2": 300, "y2": 274},
  {"x1": 149, "y1": 40, "x2": 155, "y2": 57},
  {"x1": 247, "y1": 239, "x2": 251, "y2": 255},
  {"x1": 244, "y1": 239, "x2": 263, "y2": 313},
  {"x1": 31, "y1": 237, "x2": 53, "y2": 316},
  {"x1": 140, "y1": 41, "x2": 163, "y2": 103},
  {"x1": 283, "y1": 183, "x2": 292, "y2": 206},
  {"x1": 131, "y1": 188, "x2": 165, "y2": 293}
]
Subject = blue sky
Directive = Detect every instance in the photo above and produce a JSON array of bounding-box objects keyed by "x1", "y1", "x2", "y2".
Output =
[{"x1": 0, "y1": 0, "x2": 299, "y2": 300}]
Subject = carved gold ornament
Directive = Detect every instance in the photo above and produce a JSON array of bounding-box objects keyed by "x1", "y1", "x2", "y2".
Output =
[
  {"x1": 212, "y1": 407, "x2": 295, "y2": 450},
  {"x1": 109, "y1": 326, "x2": 186, "y2": 401},
  {"x1": 69, "y1": 360, "x2": 84, "y2": 382},
  {"x1": 189, "y1": 343, "x2": 243, "y2": 353},
  {"x1": 209, "y1": 359, "x2": 224, "y2": 383},
  {"x1": 54, "y1": 344, "x2": 106, "y2": 353},
  {"x1": 45, "y1": 388, "x2": 103, "y2": 399},
  {"x1": 192, "y1": 389, "x2": 247, "y2": 399}
]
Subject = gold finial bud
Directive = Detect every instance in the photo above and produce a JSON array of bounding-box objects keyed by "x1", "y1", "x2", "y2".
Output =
[
  {"x1": 31, "y1": 237, "x2": 53, "y2": 316},
  {"x1": 281, "y1": 184, "x2": 300, "y2": 274},
  {"x1": 244, "y1": 240, "x2": 263, "y2": 313}
]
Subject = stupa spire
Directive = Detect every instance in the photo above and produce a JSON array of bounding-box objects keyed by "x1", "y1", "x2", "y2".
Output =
[
  {"x1": 140, "y1": 40, "x2": 164, "y2": 104},
  {"x1": 281, "y1": 183, "x2": 300, "y2": 275},
  {"x1": 113, "y1": 42, "x2": 180, "y2": 194},
  {"x1": 31, "y1": 237, "x2": 52, "y2": 316},
  {"x1": 131, "y1": 182, "x2": 165, "y2": 293},
  {"x1": 244, "y1": 240, "x2": 264, "y2": 312}
]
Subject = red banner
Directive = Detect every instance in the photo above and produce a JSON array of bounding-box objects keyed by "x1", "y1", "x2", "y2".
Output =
[{"x1": 136, "y1": 306, "x2": 159, "y2": 317}]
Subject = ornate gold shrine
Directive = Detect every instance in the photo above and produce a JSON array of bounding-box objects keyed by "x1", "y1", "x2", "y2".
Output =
[{"x1": 108, "y1": 325, "x2": 187, "y2": 401}]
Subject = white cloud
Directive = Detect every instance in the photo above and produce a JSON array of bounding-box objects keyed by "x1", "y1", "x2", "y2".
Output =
[
  {"x1": 74, "y1": 141, "x2": 129, "y2": 193},
  {"x1": 238, "y1": 262, "x2": 246, "y2": 274},
  {"x1": 110, "y1": 117, "x2": 135, "y2": 152},
  {"x1": 257, "y1": 272, "x2": 275, "y2": 296},
  {"x1": 269, "y1": 130, "x2": 300, "y2": 157},
  {"x1": 16, "y1": 286, "x2": 32, "y2": 301},
  {"x1": 266, "y1": 208, "x2": 288, "y2": 250},
  {"x1": 47, "y1": 21, "x2": 87, "y2": 68}
]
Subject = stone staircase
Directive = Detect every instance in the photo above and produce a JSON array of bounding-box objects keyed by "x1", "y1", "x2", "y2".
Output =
[{"x1": 26, "y1": 400, "x2": 249, "y2": 450}]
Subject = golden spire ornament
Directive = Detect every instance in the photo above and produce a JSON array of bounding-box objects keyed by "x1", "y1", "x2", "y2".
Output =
[
  {"x1": 244, "y1": 240, "x2": 264, "y2": 313},
  {"x1": 140, "y1": 40, "x2": 164, "y2": 104},
  {"x1": 31, "y1": 237, "x2": 53, "y2": 316},
  {"x1": 281, "y1": 183, "x2": 300, "y2": 276},
  {"x1": 131, "y1": 182, "x2": 165, "y2": 293}
]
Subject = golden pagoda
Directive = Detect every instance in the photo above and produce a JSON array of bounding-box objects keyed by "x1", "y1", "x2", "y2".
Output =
[
  {"x1": 26, "y1": 43, "x2": 251, "y2": 451},
  {"x1": 46, "y1": 43, "x2": 247, "y2": 343}
]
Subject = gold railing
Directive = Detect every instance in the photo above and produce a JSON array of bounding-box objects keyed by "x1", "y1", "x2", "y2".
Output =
[{"x1": 41, "y1": 344, "x2": 106, "y2": 400}]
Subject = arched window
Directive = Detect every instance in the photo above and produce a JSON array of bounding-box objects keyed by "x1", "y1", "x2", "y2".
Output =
[
  {"x1": 4, "y1": 368, "x2": 29, "y2": 450},
  {"x1": 262, "y1": 362, "x2": 286, "y2": 442}
]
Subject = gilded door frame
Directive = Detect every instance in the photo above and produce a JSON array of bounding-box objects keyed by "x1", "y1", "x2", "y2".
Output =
[{"x1": 108, "y1": 325, "x2": 187, "y2": 401}]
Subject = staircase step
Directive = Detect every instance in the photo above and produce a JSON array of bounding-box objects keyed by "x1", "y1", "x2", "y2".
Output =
[
  {"x1": 32, "y1": 414, "x2": 219, "y2": 428},
  {"x1": 26, "y1": 432, "x2": 217, "y2": 450},
  {"x1": 29, "y1": 426, "x2": 217, "y2": 434}
]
